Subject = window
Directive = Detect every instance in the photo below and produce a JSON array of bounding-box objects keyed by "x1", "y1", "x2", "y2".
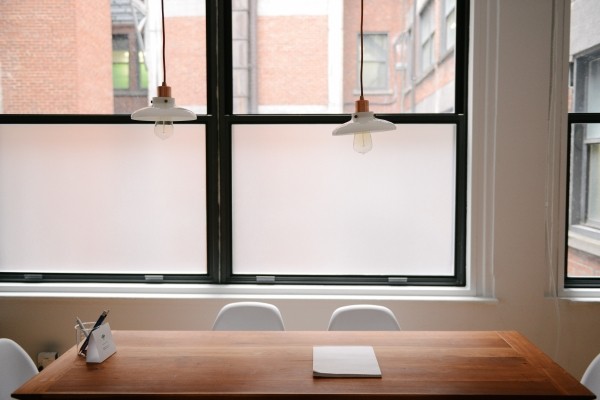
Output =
[
  {"x1": 0, "y1": 0, "x2": 469, "y2": 287},
  {"x1": 566, "y1": 0, "x2": 600, "y2": 287},
  {"x1": 359, "y1": 33, "x2": 389, "y2": 91},
  {"x1": 111, "y1": 1, "x2": 151, "y2": 114},
  {"x1": 443, "y1": 0, "x2": 456, "y2": 53},
  {"x1": 111, "y1": 34, "x2": 148, "y2": 91},
  {"x1": 112, "y1": 35, "x2": 130, "y2": 89},
  {"x1": 419, "y1": 1, "x2": 435, "y2": 74},
  {"x1": 139, "y1": 51, "x2": 149, "y2": 90}
]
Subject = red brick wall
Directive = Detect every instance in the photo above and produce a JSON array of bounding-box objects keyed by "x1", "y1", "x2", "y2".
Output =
[
  {"x1": 257, "y1": 16, "x2": 328, "y2": 106},
  {"x1": 0, "y1": 0, "x2": 112, "y2": 113},
  {"x1": 164, "y1": 16, "x2": 206, "y2": 108},
  {"x1": 75, "y1": 0, "x2": 113, "y2": 113}
]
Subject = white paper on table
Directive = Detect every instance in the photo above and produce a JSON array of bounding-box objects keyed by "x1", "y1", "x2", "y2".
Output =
[{"x1": 312, "y1": 346, "x2": 382, "y2": 378}]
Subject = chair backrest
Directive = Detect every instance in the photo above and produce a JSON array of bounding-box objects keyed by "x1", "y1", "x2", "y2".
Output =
[
  {"x1": 327, "y1": 305, "x2": 401, "y2": 331},
  {"x1": 582, "y1": 353, "x2": 600, "y2": 397},
  {"x1": 212, "y1": 302, "x2": 285, "y2": 331},
  {"x1": 0, "y1": 339, "x2": 38, "y2": 400}
]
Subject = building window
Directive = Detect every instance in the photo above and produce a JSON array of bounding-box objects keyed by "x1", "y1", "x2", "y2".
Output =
[
  {"x1": 112, "y1": 34, "x2": 130, "y2": 90},
  {"x1": 443, "y1": 0, "x2": 456, "y2": 53},
  {"x1": 138, "y1": 51, "x2": 149, "y2": 90},
  {"x1": 419, "y1": 1, "x2": 435, "y2": 74},
  {"x1": 0, "y1": 0, "x2": 469, "y2": 287},
  {"x1": 111, "y1": 34, "x2": 148, "y2": 92},
  {"x1": 358, "y1": 33, "x2": 389, "y2": 91},
  {"x1": 566, "y1": 0, "x2": 600, "y2": 287}
]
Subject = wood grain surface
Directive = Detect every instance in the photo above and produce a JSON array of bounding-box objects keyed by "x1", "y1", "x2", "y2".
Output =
[{"x1": 12, "y1": 330, "x2": 595, "y2": 400}]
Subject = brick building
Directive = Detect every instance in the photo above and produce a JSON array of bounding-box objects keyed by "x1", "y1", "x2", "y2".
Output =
[
  {"x1": 0, "y1": 0, "x2": 456, "y2": 116},
  {"x1": 0, "y1": 0, "x2": 113, "y2": 113}
]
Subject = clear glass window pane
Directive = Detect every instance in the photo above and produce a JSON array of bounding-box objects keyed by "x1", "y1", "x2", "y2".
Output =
[
  {"x1": 112, "y1": 35, "x2": 130, "y2": 89},
  {"x1": 588, "y1": 143, "x2": 600, "y2": 225},
  {"x1": 445, "y1": 8, "x2": 456, "y2": 51},
  {"x1": 569, "y1": 1, "x2": 600, "y2": 114},
  {"x1": 567, "y1": 1, "x2": 600, "y2": 280},
  {"x1": 0, "y1": 124, "x2": 207, "y2": 274},
  {"x1": 112, "y1": 62, "x2": 130, "y2": 89},
  {"x1": 420, "y1": 2, "x2": 435, "y2": 73},
  {"x1": 232, "y1": 124, "x2": 456, "y2": 276},
  {"x1": 139, "y1": 51, "x2": 149, "y2": 90},
  {"x1": 361, "y1": 34, "x2": 388, "y2": 90},
  {"x1": 567, "y1": 123, "x2": 600, "y2": 278},
  {"x1": 0, "y1": 1, "x2": 206, "y2": 114},
  {"x1": 232, "y1": 0, "x2": 455, "y2": 114},
  {"x1": 587, "y1": 58, "x2": 600, "y2": 113},
  {"x1": 421, "y1": 38, "x2": 434, "y2": 73}
]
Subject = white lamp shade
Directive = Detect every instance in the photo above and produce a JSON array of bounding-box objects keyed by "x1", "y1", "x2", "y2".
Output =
[
  {"x1": 131, "y1": 97, "x2": 197, "y2": 122},
  {"x1": 332, "y1": 111, "x2": 396, "y2": 136}
]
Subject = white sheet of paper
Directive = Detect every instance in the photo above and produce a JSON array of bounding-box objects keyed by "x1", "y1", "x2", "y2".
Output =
[
  {"x1": 86, "y1": 322, "x2": 117, "y2": 363},
  {"x1": 313, "y1": 346, "x2": 382, "y2": 378}
]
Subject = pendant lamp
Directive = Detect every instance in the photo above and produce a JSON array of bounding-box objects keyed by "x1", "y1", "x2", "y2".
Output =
[
  {"x1": 332, "y1": 0, "x2": 396, "y2": 154},
  {"x1": 131, "y1": 0, "x2": 196, "y2": 139}
]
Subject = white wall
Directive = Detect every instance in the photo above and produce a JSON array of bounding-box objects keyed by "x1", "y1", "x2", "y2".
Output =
[{"x1": 1, "y1": 0, "x2": 599, "y2": 380}]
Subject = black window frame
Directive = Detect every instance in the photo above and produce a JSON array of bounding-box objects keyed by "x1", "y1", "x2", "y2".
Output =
[
  {"x1": 0, "y1": 0, "x2": 469, "y2": 287},
  {"x1": 219, "y1": 0, "x2": 469, "y2": 287}
]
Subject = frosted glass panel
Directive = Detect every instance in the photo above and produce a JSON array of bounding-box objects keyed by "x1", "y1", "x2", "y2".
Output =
[
  {"x1": 232, "y1": 124, "x2": 455, "y2": 276},
  {"x1": 0, "y1": 124, "x2": 206, "y2": 274}
]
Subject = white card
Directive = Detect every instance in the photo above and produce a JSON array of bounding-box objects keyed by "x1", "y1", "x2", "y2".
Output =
[
  {"x1": 86, "y1": 323, "x2": 117, "y2": 363},
  {"x1": 313, "y1": 346, "x2": 382, "y2": 378}
]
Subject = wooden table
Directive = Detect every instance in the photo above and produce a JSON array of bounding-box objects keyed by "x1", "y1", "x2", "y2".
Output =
[{"x1": 13, "y1": 331, "x2": 595, "y2": 400}]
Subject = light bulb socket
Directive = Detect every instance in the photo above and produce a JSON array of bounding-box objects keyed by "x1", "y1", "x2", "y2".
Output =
[
  {"x1": 355, "y1": 98, "x2": 369, "y2": 113},
  {"x1": 157, "y1": 84, "x2": 172, "y2": 98}
]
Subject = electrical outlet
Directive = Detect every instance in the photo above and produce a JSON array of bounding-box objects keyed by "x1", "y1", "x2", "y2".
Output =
[{"x1": 37, "y1": 352, "x2": 58, "y2": 371}]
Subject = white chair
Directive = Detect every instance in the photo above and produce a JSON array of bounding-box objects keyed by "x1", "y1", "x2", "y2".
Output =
[
  {"x1": 212, "y1": 302, "x2": 285, "y2": 331},
  {"x1": 0, "y1": 339, "x2": 38, "y2": 400},
  {"x1": 582, "y1": 352, "x2": 600, "y2": 397},
  {"x1": 327, "y1": 305, "x2": 401, "y2": 331}
]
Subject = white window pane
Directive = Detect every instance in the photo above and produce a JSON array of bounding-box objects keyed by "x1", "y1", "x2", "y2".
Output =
[
  {"x1": 361, "y1": 34, "x2": 389, "y2": 90},
  {"x1": 0, "y1": 124, "x2": 207, "y2": 274},
  {"x1": 232, "y1": 124, "x2": 455, "y2": 276},
  {"x1": 420, "y1": 3, "x2": 434, "y2": 42},
  {"x1": 587, "y1": 58, "x2": 600, "y2": 113},
  {"x1": 445, "y1": 10, "x2": 456, "y2": 51}
]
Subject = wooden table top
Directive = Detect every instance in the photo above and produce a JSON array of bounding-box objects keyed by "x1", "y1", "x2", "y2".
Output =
[{"x1": 13, "y1": 330, "x2": 595, "y2": 400}]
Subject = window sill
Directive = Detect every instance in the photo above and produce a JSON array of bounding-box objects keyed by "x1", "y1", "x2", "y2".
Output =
[
  {"x1": 560, "y1": 297, "x2": 600, "y2": 302},
  {"x1": 557, "y1": 288, "x2": 600, "y2": 301},
  {"x1": 351, "y1": 89, "x2": 394, "y2": 97},
  {"x1": 0, "y1": 282, "x2": 497, "y2": 303},
  {"x1": 568, "y1": 227, "x2": 600, "y2": 256},
  {"x1": 439, "y1": 48, "x2": 455, "y2": 64}
]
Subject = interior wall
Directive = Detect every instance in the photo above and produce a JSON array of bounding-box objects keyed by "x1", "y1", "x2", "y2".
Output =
[{"x1": 1, "y1": 0, "x2": 599, "y2": 380}]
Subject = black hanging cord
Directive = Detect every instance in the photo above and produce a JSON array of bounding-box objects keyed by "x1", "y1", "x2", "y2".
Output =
[
  {"x1": 360, "y1": 0, "x2": 364, "y2": 99},
  {"x1": 161, "y1": 0, "x2": 167, "y2": 85}
]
